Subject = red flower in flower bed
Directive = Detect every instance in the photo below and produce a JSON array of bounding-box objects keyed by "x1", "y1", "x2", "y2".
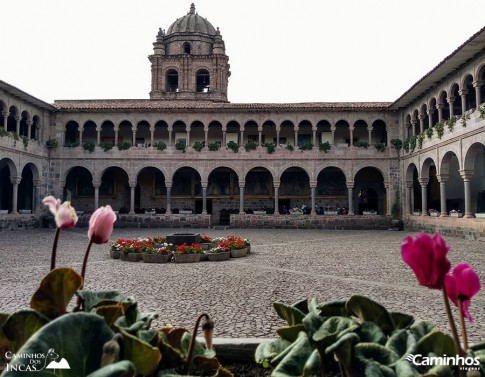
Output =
[{"x1": 174, "y1": 243, "x2": 203, "y2": 255}]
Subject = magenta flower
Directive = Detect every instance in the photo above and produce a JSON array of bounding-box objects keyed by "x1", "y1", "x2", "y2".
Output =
[
  {"x1": 88, "y1": 205, "x2": 116, "y2": 244},
  {"x1": 445, "y1": 264, "x2": 481, "y2": 323},
  {"x1": 401, "y1": 232, "x2": 451, "y2": 289},
  {"x1": 42, "y1": 196, "x2": 78, "y2": 229}
]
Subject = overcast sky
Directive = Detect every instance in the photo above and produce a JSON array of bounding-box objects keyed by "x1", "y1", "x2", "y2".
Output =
[{"x1": 1, "y1": 1, "x2": 483, "y2": 104}]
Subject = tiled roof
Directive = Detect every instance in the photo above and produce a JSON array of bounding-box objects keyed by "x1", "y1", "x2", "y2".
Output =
[{"x1": 53, "y1": 99, "x2": 391, "y2": 112}]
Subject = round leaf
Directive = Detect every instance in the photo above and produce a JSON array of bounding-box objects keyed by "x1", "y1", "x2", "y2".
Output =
[
  {"x1": 346, "y1": 295, "x2": 395, "y2": 334},
  {"x1": 273, "y1": 302, "x2": 306, "y2": 326},
  {"x1": 354, "y1": 342, "x2": 400, "y2": 366},
  {"x1": 255, "y1": 338, "x2": 292, "y2": 365},
  {"x1": 2, "y1": 309, "x2": 50, "y2": 352},
  {"x1": 272, "y1": 332, "x2": 313, "y2": 377},
  {"x1": 30, "y1": 268, "x2": 83, "y2": 318},
  {"x1": 118, "y1": 328, "x2": 161, "y2": 376}
]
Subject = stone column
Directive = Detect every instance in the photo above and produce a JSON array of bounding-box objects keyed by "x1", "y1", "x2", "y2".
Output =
[
  {"x1": 411, "y1": 120, "x2": 417, "y2": 136},
  {"x1": 239, "y1": 183, "x2": 245, "y2": 214},
  {"x1": 222, "y1": 125, "x2": 227, "y2": 147},
  {"x1": 150, "y1": 127, "x2": 154, "y2": 146},
  {"x1": 274, "y1": 183, "x2": 279, "y2": 215},
  {"x1": 331, "y1": 125, "x2": 336, "y2": 146},
  {"x1": 460, "y1": 170, "x2": 474, "y2": 218},
  {"x1": 294, "y1": 128, "x2": 298, "y2": 147},
  {"x1": 418, "y1": 178, "x2": 429, "y2": 215},
  {"x1": 1, "y1": 111, "x2": 8, "y2": 130},
  {"x1": 349, "y1": 127, "x2": 354, "y2": 147},
  {"x1": 310, "y1": 181, "x2": 317, "y2": 215},
  {"x1": 204, "y1": 126, "x2": 209, "y2": 149},
  {"x1": 32, "y1": 179, "x2": 41, "y2": 213},
  {"x1": 27, "y1": 120, "x2": 32, "y2": 139},
  {"x1": 113, "y1": 127, "x2": 118, "y2": 146},
  {"x1": 96, "y1": 126, "x2": 101, "y2": 145},
  {"x1": 436, "y1": 103, "x2": 444, "y2": 123},
  {"x1": 312, "y1": 126, "x2": 317, "y2": 146},
  {"x1": 427, "y1": 110, "x2": 434, "y2": 129},
  {"x1": 132, "y1": 126, "x2": 137, "y2": 146},
  {"x1": 92, "y1": 180, "x2": 100, "y2": 211},
  {"x1": 165, "y1": 182, "x2": 172, "y2": 213},
  {"x1": 447, "y1": 96, "x2": 455, "y2": 117},
  {"x1": 436, "y1": 174, "x2": 448, "y2": 217},
  {"x1": 129, "y1": 181, "x2": 136, "y2": 215},
  {"x1": 384, "y1": 182, "x2": 391, "y2": 216},
  {"x1": 367, "y1": 127, "x2": 372, "y2": 145},
  {"x1": 473, "y1": 80, "x2": 483, "y2": 107},
  {"x1": 459, "y1": 89, "x2": 468, "y2": 115},
  {"x1": 275, "y1": 126, "x2": 280, "y2": 146},
  {"x1": 239, "y1": 126, "x2": 244, "y2": 147},
  {"x1": 15, "y1": 116, "x2": 20, "y2": 136},
  {"x1": 10, "y1": 177, "x2": 20, "y2": 213},
  {"x1": 405, "y1": 181, "x2": 413, "y2": 215},
  {"x1": 201, "y1": 181, "x2": 208, "y2": 214},
  {"x1": 346, "y1": 181, "x2": 354, "y2": 215},
  {"x1": 186, "y1": 125, "x2": 191, "y2": 147},
  {"x1": 79, "y1": 125, "x2": 83, "y2": 146},
  {"x1": 418, "y1": 115, "x2": 425, "y2": 134},
  {"x1": 168, "y1": 126, "x2": 173, "y2": 147}
]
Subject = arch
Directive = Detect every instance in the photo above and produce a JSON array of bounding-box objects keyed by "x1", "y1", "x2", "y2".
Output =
[
  {"x1": 32, "y1": 115, "x2": 40, "y2": 140},
  {"x1": 353, "y1": 120, "x2": 368, "y2": 144},
  {"x1": 64, "y1": 166, "x2": 94, "y2": 211},
  {"x1": 171, "y1": 167, "x2": 202, "y2": 213},
  {"x1": 19, "y1": 111, "x2": 30, "y2": 137},
  {"x1": 244, "y1": 166, "x2": 275, "y2": 214},
  {"x1": 136, "y1": 166, "x2": 166, "y2": 212},
  {"x1": 316, "y1": 166, "x2": 347, "y2": 211},
  {"x1": 449, "y1": 83, "x2": 461, "y2": 115},
  {"x1": 190, "y1": 120, "x2": 205, "y2": 146},
  {"x1": 440, "y1": 151, "x2": 463, "y2": 214},
  {"x1": 99, "y1": 166, "x2": 130, "y2": 210},
  {"x1": 83, "y1": 120, "x2": 97, "y2": 143},
  {"x1": 438, "y1": 90, "x2": 450, "y2": 121},
  {"x1": 354, "y1": 167, "x2": 385, "y2": 215},
  {"x1": 183, "y1": 41, "x2": 191, "y2": 54},
  {"x1": 371, "y1": 119, "x2": 387, "y2": 145},
  {"x1": 166, "y1": 69, "x2": 179, "y2": 92},
  {"x1": 135, "y1": 120, "x2": 150, "y2": 146},
  {"x1": 0, "y1": 158, "x2": 17, "y2": 212},
  {"x1": 334, "y1": 119, "x2": 350, "y2": 146},
  {"x1": 207, "y1": 166, "x2": 240, "y2": 221},
  {"x1": 262, "y1": 120, "x2": 276, "y2": 145},
  {"x1": 7, "y1": 106, "x2": 18, "y2": 133},
  {"x1": 317, "y1": 119, "x2": 332, "y2": 144},
  {"x1": 279, "y1": 166, "x2": 311, "y2": 212},
  {"x1": 421, "y1": 157, "x2": 439, "y2": 213},
  {"x1": 420, "y1": 103, "x2": 429, "y2": 131},
  {"x1": 154, "y1": 120, "x2": 169, "y2": 144},
  {"x1": 420, "y1": 157, "x2": 436, "y2": 179},
  {"x1": 65, "y1": 121, "x2": 80, "y2": 145},
  {"x1": 462, "y1": 74, "x2": 476, "y2": 110},
  {"x1": 18, "y1": 163, "x2": 39, "y2": 211},
  {"x1": 196, "y1": 69, "x2": 210, "y2": 92},
  {"x1": 429, "y1": 98, "x2": 438, "y2": 126},
  {"x1": 477, "y1": 64, "x2": 485, "y2": 105}
]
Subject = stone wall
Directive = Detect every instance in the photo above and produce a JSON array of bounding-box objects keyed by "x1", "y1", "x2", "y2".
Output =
[
  {"x1": 76, "y1": 213, "x2": 211, "y2": 229},
  {"x1": 230, "y1": 214, "x2": 394, "y2": 230},
  {"x1": 404, "y1": 215, "x2": 485, "y2": 241}
]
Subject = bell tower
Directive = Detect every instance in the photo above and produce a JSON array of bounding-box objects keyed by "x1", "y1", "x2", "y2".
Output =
[{"x1": 149, "y1": 4, "x2": 230, "y2": 102}]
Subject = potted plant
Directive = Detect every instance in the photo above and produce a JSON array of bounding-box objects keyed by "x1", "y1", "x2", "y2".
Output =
[
  {"x1": 285, "y1": 143, "x2": 294, "y2": 151},
  {"x1": 173, "y1": 243, "x2": 202, "y2": 263},
  {"x1": 265, "y1": 142, "x2": 275, "y2": 154},
  {"x1": 244, "y1": 140, "x2": 258, "y2": 152},
  {"x1": 428, "y1": 209, "x2": 440, "y2": 217},
  {"x1": 219, "y1": 235, "x2": 248, "y2": 258},
  {"x1": 154, "y1": 141, "x2": 167, "y2": 151},
  {"x1": 226, "y1": 140, "x2": 239, "y2": 153},
  {"x1": 142, "y1": 243, "x2": 173, "y2": 263},
  {"x1": 192, "y1": 141, "x2": 204, "y2": 152},
  {"x1": 82, "y1": 141, "x2": 96, "y2": 153},
  {"x1": 99, "y1": 142, "x2": 113, "y2": 152},
  {"x1": 205, "y1": 245, "x2": 231, "y2": 261},
  {"x1": 175, "y1": 142, "x2": 186, "y2": 153},
  {"x1": 117, "y1": 142, "x2": 131, "y2": 151},
  {"x1": 374, "y1": 142, "x2": 385, "y2": 152},
  {"x1": 208, "y1": 142, "x2": 220, "y2": 151},
  {"x1": 119, "y1": 239, "x2": 144, "y2": 262},
  {"x1": 200, "y1": 234, "x2": 215, "y2": 250},
  {"x1": 449, "y1": 209, "x2": 463, "y2": 218},
  {"x1": 318, "y1": 141, "x2": 331, "y2": 153}
]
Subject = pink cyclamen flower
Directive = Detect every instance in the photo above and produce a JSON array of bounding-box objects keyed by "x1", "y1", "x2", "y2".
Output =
[
  {"x1": 401, "y1": 232, "x2": 451, "y2": 289},
  {"x1": 88, "y1": 205, "x2": 116, "y2": 244},
  {"x1": 42, "y1": 196, "x2": 78, "y2": 229},
  {"x1": 445, "y1": 264, "x2": 481, "y2": 323}
]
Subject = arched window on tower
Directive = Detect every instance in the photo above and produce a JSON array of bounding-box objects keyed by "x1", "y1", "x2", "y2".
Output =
[
  {"x1": 166, "y1": 70, "x2": 179, "y2": 92},
  {"x1": 183, "y1": 42, "x2": 191, "y2": 54},
  {"x1": 196, "y1": 69, "x2": 210, "y2": 92}
]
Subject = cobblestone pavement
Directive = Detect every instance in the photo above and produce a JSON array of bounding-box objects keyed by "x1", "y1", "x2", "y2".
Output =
[{"x1": 0, "y1": 228, "x2": 483, "y2": 344}]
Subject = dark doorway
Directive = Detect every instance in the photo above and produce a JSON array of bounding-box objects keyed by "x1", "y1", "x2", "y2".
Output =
[{"x1": 195, "y1": 199, "x2": 212, "y2": 214}]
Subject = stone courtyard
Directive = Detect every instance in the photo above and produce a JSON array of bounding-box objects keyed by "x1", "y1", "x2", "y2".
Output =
[{"x1": 0, "y1": 228, "x2": 483, "y2": 345}]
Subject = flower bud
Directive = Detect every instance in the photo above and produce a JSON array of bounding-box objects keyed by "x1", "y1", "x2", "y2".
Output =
[
  {"x1": 88, "y1": 205, "x2": 116, "y2": 244},
  {"x1": 55, "y1": 201, "x2": 78, "y2": 229}
]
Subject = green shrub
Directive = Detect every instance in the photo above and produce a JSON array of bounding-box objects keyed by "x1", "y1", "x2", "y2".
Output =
[
  {"x1": 192, "y1": 141, "x2": 204, "y2": 152},
  {"x1": 299, "y1": 142, "x2": 313, "y2": 151},
  {"x1": 227, "y1": 140, "x2": 239, "y2": 153},
  {"x1": 446, "y1": 116, "x2": 457, "y2": 131},
  {"x1": 417, "y1": 133, "x2": 425, "y2": 149},
  {"x1": 403, "y1": 138, "x2": 410, "y2": 152},
  {"x1": 354, "y1": 140, "x2": 369, "y2": 148},
  {"x1": 45, "y1": 139, "x2": 58, "y2": 150},
  {"x1": 83, "y1": 141, "x2": 96, "y2": 152},
  {"x1": 154, "y1": 141, "x2": 167, "y2": 151},
  {"x1": 390, "y1": 139, "x2": 402, "y2": 149},
  {"x1": 116, "y1": 142, "x2": 131, "y2": 151},
  {"x1": 65, "y1": 142, "x2": 80, "y2": 148},
  {"x1": 319, "y1": 141, "x2": 331, "y2": 153},
  {"x1": 374, "y1": 142, "x2": 385, "y2": 152},
  {"x1": 435, "y1": 122, "x2": 445, "y2": 138},
  {"x1": 99, "y1": 142, "x2": 113, "y2": 152},
  {"x1": 22, "y1": 137, "x2": 28, "y2": 149},
  {"x1": 175, "y1": 142, "x2": 186, "y2": 153},
  {"x1": 425, "y1": 127, "x2": 433, "y2": 139},
  {"x1": 208, "y1": 142, "x2": 220, "y2": 151},
  {"x1": 409, "y1": 135, "x2": 417, "y2": 152},
  {"x1": 265, "y1": 143, "x2": 275, "y2": 153},
  {"x1": 244, "y1": 140, "x2": 258, "y2": 152},
  {"x1": 285, "y1": 143, "x2": 294, "y2": 151},
  {"x1": 0, "y1": 127, "x2": 7, "y2": 137}
]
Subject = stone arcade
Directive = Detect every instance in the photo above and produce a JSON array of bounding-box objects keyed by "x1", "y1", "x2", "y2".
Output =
[{"x1": 0, "y1": 4, "x2": 484, "y2": 237}]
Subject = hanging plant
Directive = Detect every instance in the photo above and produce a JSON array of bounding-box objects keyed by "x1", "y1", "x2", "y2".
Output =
[
  {"x1": 154, "y1": 141, "x2": 167, "y2": 152},
  {"x1": 446, "y1": 116, "x2": 457, "y2": 131},
  {"x1": 208, "y1": 142, "x2": 220, "y2": 151},
  {"x1": 99, "y1": 142, "x2": 113, "y2": 152},
  {"x1": 226, "y1": 141, "x2": 239, "y2": 153},
  {"x1": 417, "y1": 133, "x2": 425, "y2": 149},
  {"x1": 435, "y1": 122, "x2": 445, "y2": 139},
  {"x1": 425, "y1": 127, "x2": 434, "y2": 140},
  {"x1": 319, "y1": 141, "x2": 331, "y2": 153},
  {"x1": 285, "y1": 143, "x2": 294, "y2": 151},
  {"x1": 244, "y1": 140, "x2": 258, "y2": 152},
  {"x1": 83, "y1": 141, "x2": 96, "y2": 153},
  {"x1": 374, "y1": 143, "x2": 385, "y2": 152},
  {"x1": 117, "y1": 142, "x2": 131, "y2": 151},
  {"x1": 265, "y1": 142, "x2": 275, "y2": 154},
  {"x1": 409, "y1": 136, "x2": 417, "y2": 152},
  {"x1": 390, "y1": 139, "x2": 402, "y2": 149}
]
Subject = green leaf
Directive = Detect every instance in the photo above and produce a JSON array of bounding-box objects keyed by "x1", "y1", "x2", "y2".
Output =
[
  {"x1": 276, "y1": 325, "x2": 305, "y2": 342},
  {"x1": 255, "y1": 338, "x2": 292, "y2": 365},
  {"x1": 313, "y1": 316, "x2": 357, "y2": 345},
  {"x1": 363, "y1": 361, "x2": 397, "y2": 377},
  {"x1": 414, "y1": 331, "x2": 456, "y2": 357},
  {"x1": 272, "y1": 332, "x2": 313, "y2": 377},
  {"x1": 471, "y1": 341, "x2": 485, "y2": 351},
  {"x1": 394, "y1": 359, "x2": 421, "y2": 377},
  {"x1": 95, "y1": 305, "x2": 125, "y2": 327},
  {"x1": 303, "y1": 349, "x2": 320, "y2": 377},
  {"x1": 292, "y1": 298, "x2": 309, "y2": 314},
  {"x1": 2, "y1": 309, "x2": 50, "y2": 352},
  {"x1": 273, "y1": 301, "x2": 306, "y2": 326},
  {"x1": 139, "y1": 329, "x2": 159, "y2": 346},
  {"x1": 180, "y1": 331, "x2": 206, "y2": 360},
  {"x1": 423, "y1": 363, "x2": 454, "y2": 376},
  {"x1": 306, "y1": 298, "x2": 319, "y2": 314},
  {"x1": 390, "y1": 312, "x2": 415, "y2": 330},
  {"x1": 0, "y1": 312, "x2": 12, "y2": 364},
  {"x1": 86, "y1": 360, "x2": 136, "y2": 377},
  {"x1": 158, "y1": 336, "x2": 185, "y2": 369},
  {"x1": 346, "y1": 295, "x2": 395, "y2": 334},
  {"x1": 302, "y1": 310, "x2": 325, "y2": 337},
  {"x1": 317, "y1": 300, "x2": 348, "y2": 317},
  {"x1": 193, "y1": 355, "x2": 221, "y2": 371},
  {"x1": 118, "y1": 328, "x2": 162, "y2": 376},
  {"x1": 76, "y1": 290, "x2": 134, "y2": 312},
  {"x1": 30, "y1": 267, "x2": 83, "y2": 318},
  {"x1": 1, "y1": 312, "x2": 114, "y2": 377},
  {"x1": 325, "y1": 333, "x2": 360, "y2": 376},
  {"x1": 409, "y1": 321, "x2": 436, "y2": 341},
  {"x1": 355, "y1": 322, "x2": 387, "y2": 345},
  {"x1": 385, "y1": 329, "x2": 416, "y2": 359},
  {"x1": 354, "y1": 342, "x2": 400, "y2": 366}
]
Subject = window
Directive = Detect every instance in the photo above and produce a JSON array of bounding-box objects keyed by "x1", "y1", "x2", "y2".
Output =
[
  {"x1": 196, "y1": 69, "x2": 210, "y2": 92},
  {"x1": 183, "y1": 42, "x2": 191, "y2": 54},
  {"x1": 166, "y1": 70, "x2": 179, "y2": 92}
]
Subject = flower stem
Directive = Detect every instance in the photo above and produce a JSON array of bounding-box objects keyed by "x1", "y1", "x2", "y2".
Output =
[
  {"x1": 80, "y1": 239, "x2": 94, "y2": 287},
  {"x1": 186, "y1": 313, "x2": 210, "y2": 375},
  {"x1": 458, "y1": 299, "x2": 469, "y2": 351},
  {"x1": 442, "y1": 286, "x2": 466, "y2": 377},
  {"x1": 50, "y1": 227, "x2": 61, "y2": 271}
]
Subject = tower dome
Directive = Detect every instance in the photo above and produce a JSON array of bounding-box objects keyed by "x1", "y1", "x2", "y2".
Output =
[{"x1": 166, "y1": 3, "x2": 217, "y2": 36}]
